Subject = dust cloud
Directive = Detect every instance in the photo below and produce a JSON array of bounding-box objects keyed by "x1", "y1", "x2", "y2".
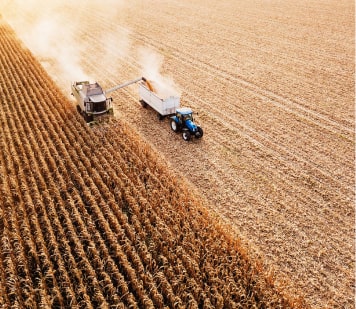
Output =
[
  {"x1": 138, "y1": 47, "x2": 181, "y2": 98},
  {"x1": 0, "y1": 0, "x2": 129, "y2": 93},
  {"x1": 0, "y1": 0, "x2": 181, "y2": 98}
]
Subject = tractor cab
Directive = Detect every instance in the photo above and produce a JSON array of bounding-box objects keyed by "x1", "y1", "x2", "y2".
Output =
[{"x1": 176, "y1": 107, "x2": 193, "y2": 124}]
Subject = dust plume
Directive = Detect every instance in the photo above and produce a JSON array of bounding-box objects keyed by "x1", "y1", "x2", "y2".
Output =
[
  {"x1": 0, "y1": 0, "x2": 130, "y2": 94},
  {"x1": 138, "y1": 47, "x2": 181, "y2": 98},
  {"x1": 0, "y1": 0, "x2": 180, "y2": 99}
]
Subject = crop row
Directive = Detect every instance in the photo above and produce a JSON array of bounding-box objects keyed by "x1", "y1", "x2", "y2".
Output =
[
  {"x1": 0, "y1": 20, "x2": 303, "y2": 308},
  {"x1": 76, "y1": 6, "x2": 355, "y2": 308}
]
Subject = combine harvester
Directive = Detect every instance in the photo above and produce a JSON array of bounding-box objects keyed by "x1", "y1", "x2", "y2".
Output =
[
  {"x1": 71, "y1": 77, "x2": 203, "y2": 141},
  {"x1": 71, "y1": 77, "x2": 143, "y2": 123}
]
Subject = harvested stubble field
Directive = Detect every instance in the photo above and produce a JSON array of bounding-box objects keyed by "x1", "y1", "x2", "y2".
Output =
[
  {"x1": 0, "y1": 0, "x2": 355, "y2": 308},
  {"x1": 0, "y1": 19, "x2": 300, "y2": 308}
]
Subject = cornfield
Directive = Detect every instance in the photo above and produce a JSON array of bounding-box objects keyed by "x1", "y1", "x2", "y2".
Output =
[
  {"x1": 0, "y1": 0, "x2": 354, "y2": 308},
  {"x1": 0, "y1": 20, "x2": 304, "y2": 308}
]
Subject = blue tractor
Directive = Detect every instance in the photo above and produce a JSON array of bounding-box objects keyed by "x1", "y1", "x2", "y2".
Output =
[{"x1": 170, "y1": 107, "x2": 203, "y2": 141}]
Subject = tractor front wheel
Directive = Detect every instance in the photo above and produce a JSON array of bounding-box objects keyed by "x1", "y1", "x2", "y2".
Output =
[
  {"x1": 195, "y1": 126, "x2": 204, "y2": 138},
  {"x1": 182, "y1": 131, "x2": 191, "y2": 141}
]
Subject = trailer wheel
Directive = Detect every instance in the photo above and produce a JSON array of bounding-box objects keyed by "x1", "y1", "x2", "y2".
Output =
[
  {"x1": 157, "y1": 113, "x2": 164, "y2": 121},
  {"x1": 170, "y1": 119, "x2": 181, "y2": 132},
  {"x1": 195, "y1": 126, "x2": 204, "y2": 138},
  {"x1": 140, "y1": 100, "x2": 147, "y2": 108},
  {"x1": 182, "y1": 131, "x2": 191, "y2": 141}
]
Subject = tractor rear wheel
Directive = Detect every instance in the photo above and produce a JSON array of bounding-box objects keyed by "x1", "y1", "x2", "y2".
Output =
[
  {"x1": 170, "y1": 119, "x2": 181, "y2": 132},
  {"x1": 182, "y1": 131, "x2": 191, "y2": 141}
]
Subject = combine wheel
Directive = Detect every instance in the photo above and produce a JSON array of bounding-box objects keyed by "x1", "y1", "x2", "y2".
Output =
[
  {"x1": 76, "y1": 105, "x2": 82, "y2": 114},
  {"x1": 182, "y1": 131, "x2": 191, "y2": 141},
  {"x1": 195, "y1": 126, "x2": 204, "y2": 138},
  {"x1": 170, "y1": 119, "x2": 181, "y2": 132},
  {"x1": 84, "y1": 113, "x2": 93, "y2": 123}
]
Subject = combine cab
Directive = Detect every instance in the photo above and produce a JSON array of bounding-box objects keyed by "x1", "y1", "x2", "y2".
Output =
[{"x1": 71, "y1": 81, "x2": 113, "y2": 123}]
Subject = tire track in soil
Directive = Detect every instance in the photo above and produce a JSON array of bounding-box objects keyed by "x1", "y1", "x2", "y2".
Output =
[{"x1": 137, "y1": 31, "x2": 353, "y2": 133}]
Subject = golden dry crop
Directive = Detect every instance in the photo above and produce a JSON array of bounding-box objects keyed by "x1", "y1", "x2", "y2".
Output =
[
  {"x1": 0, "y1": 0, "x2": 354, "y2": 308},
  {"x1": 0, "y1": 18, "x2": 305, "y2": 308}
]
